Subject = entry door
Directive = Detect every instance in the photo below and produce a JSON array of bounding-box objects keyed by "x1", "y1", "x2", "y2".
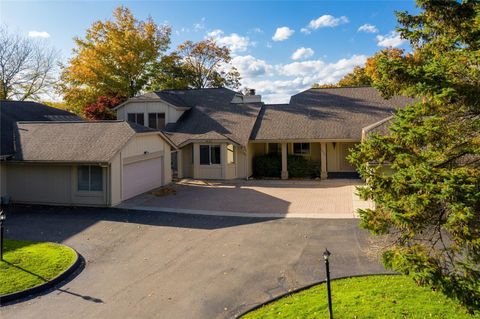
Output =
[{"x1": 122, "y1": 157, "x2": 163, "y2": 200}]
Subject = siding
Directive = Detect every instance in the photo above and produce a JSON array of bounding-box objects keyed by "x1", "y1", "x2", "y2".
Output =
[
  {"x1": 117, "y1": 101, "x2": 184, "y2": 126},
  {"x1": 327, "y1": 142, "x2": 357, "y2": 172},
  {"x1": 6, "y1": 163, "x2": 108, "y2": 206}
]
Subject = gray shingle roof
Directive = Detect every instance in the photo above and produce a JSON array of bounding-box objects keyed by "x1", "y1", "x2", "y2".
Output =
[
  {"x1": 13, "y1": 121, "x2": 155, "y2": 162},
  {"x1": 250, "y1": 87, "x2": 414, "y2": 141},
  {"x1": 161, "y1": 88, "x2": 262, "y2": 147},
  {"x1": 1, "y1": 100, "x2": 81, "y2": 156}
]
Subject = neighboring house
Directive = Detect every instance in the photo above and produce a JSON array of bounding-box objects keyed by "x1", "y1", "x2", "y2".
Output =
[
  {"x1": 1, "y1": 101, "x2": 175, "y2": 206},
  {"x1": 115, "y1": 87, "x2": 413, "y2": 180}
]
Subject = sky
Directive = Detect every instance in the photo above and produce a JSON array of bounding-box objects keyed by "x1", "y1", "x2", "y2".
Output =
[{"x1": 1, "y1": 0, "x2": 417, "y2": 103}]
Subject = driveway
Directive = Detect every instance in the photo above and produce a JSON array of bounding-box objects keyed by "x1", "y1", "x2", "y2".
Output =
[
  {"x1": 2, "y1": 206, "x2": 386, "y2": 319},
  {"x1": 119, "y1": 179, "x2": 373, "y2": 218}
]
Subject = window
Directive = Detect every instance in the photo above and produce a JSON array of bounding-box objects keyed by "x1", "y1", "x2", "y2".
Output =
[
  {"x1": 148, "y1": 113, "x2": 165, "y2": 129},
  {"x1": 268, "y1": 143, "x2": 280, "y2": 155},
  {"x1": 293, "y1": 143, "x2": 310, "y2": 155},
  {"x1": 127, "y1": 113, "x2": 144, "y2": 126},
  {"x1": 78, "y1": 165, "x2": 103, "y2": 191},
  {"x1": 227, "y1": 144, "x2": 235, "y2": 164},
  {"x1": 199, "y1": 145, "x2": 221, "y2": 165}
]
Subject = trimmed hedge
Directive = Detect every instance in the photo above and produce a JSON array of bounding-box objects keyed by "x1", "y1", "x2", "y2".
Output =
[{"x1": 253, "y1": 154, "x2": 319, "y2": 178}]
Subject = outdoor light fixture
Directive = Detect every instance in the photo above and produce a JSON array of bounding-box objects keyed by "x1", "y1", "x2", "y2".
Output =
[
  {"x1": 0, "y1": 210, "x2": 5, "y2": 261},
  {"x1": 323, "y1": 248, "x2": 333, "y2": 319}
]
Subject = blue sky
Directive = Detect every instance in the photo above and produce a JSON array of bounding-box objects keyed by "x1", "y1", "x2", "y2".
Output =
[{"x1": 1, "y1": 0, "x2": 417, "y2": 103}]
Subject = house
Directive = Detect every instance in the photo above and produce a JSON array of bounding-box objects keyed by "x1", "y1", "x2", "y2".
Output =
[
  {"x1": 0, "y1": 100, "x2": 175, "y2": 206},
  {"x1": 115, "y1": 87, "x2": 413, "y2": 180}
]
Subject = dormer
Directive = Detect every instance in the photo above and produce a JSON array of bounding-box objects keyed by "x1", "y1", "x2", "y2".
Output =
[{"x1": 114, "y1": 92, "x2": 190, "y2": 130}]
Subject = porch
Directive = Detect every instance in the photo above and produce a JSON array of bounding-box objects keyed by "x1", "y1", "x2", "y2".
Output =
[{"x1": 247, "y1": 141, "x2": 359, "y2": 180}]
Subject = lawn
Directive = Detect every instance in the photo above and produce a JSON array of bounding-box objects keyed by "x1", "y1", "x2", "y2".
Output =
[
  {"x1": 0, "y1": 239, "x2": 77, "y2": 296},
  {"x1": 242, "y1": 275, "x2": 479, "y2": 319}
]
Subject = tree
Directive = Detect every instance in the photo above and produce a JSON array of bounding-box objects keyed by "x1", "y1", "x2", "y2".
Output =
[
  {"x1": 349, "y1": 0, "x2": 480, "y2": 312},
  {"x1": 0, "y1": 27, "x2": 58, "y2": 101},
  {"x1": 59, "y1": 6, "x2": 171, "y2": 113},
  {"x1": 176, "y1": 40, "x2": 240, "y2": 89},
  {"x1": 337, "y1": 66, "x2": 372, "y2": 87},
  {"x1": 84, "y1": 95, "x2": 125, "y2": 120},
  {"x1": 147, "y1": 53, "x2": 193, "y2": 91}
]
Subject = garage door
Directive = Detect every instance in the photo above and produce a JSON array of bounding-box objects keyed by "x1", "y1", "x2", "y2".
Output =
[{"x1": 123, "y1": 157, "x2": 163, "y2": 200}]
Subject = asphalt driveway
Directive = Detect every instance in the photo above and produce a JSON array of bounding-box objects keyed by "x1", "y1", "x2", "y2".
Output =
[{"x1": 2, "y1": 206, "x2": 387, "y2": 319}]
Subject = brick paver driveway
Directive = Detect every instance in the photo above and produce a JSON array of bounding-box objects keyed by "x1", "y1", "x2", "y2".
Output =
[
  {"x1": 2, "y1": 206, "x2": 386, "y2": 319},
  {"x1": 119, "y1": 179, "x2": 373, "y2": 218}
]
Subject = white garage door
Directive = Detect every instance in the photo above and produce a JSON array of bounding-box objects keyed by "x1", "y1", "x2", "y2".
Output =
[{"x1": 123, "y1": 157, "x2": 163, "y2": 200}]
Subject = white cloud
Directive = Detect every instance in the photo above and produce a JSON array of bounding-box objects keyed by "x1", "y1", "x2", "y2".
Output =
[
  {"x1": 272, "y1": 26, "x2": 294, "y2": 42},
  {"x1": 358, "y1": 23, "x2": 378, "y2": 33},
  {"x1": 206, "y1": 29, "x2": 253, "y2": 53},
  {"x1": 234, "y1": 54, "x2": 367, "y2": 103},
  {"x1": 28, "y1": 31, "x2": 50, "y2": 38},
  {"x1": 251, "y1": 27, "x2": 263, "y2": 33},
  {"x1": 231, "y1": 55, "x2": 273, "y2": 77},
  {"x1": 300, "y1": 28, "x2": 311, "y2": 35},
  {"x1": 307, "y1": 15, "x2": 349, "y2": 30},
  {"x1": 376, "y1": 31, "x2": 407, "y2": 47},
  {"x1": 291, "y1": 47, "x2": 314, "y2": 60},
  {"x1": 193, "y1": 17, "x2": 206, "y2": 32}
]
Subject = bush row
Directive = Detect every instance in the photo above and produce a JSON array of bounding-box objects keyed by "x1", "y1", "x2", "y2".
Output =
[{"x1": 252, "y1": 154, "x2": 320, "y2": 178}]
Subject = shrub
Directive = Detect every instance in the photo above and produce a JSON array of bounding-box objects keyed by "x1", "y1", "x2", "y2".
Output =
[
  {"x1": 252, "y1": 154, "x2": 319, "y2": 178},
  {"x1": 253, "y1": 154, "x2": 281, "y2": 177}
]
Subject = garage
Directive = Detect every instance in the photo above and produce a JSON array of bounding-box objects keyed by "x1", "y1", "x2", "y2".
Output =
[{"x1": 122, "y1": 156, "x2": 164, "y2": 200}]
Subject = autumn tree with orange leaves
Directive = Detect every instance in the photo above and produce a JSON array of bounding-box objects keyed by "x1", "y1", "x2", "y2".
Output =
[{"x1": 59, "y1": 6, "x2": 171, "y2": 114}]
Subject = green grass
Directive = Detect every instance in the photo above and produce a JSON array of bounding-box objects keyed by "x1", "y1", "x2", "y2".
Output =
[
  {"x1": 242, "y1": 275, "x2": 479, "y2": 319},
  {"x1": 0, "y1": 239, "x2": 77, "y2": 295}
]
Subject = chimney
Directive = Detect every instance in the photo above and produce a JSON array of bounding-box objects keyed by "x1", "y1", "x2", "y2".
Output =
[
  {"x1": 231, "y1": 88, "x2": 261, "y2": 103},
  {"x1": 248, "y1": 88, "x2": 256, "y2": 96}
]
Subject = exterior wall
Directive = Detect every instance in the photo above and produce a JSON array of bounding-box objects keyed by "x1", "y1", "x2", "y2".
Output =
[
  {"x1": 112, "y1": 133, "x2": 171, "y2": 203},
  {"x1": 189, "y1": 143, "x2": 246, "y2": 180},
  {"x1": 110, "y1": 153, "x2": 122, "y2": 206},
  {"x1": 181, "y1": 144, "x2": 193, "y2": 178},
  {"x1": 247, "y1": 142, "x2": 267, "y2": 177},
  {"x1": 192, "y1": 143, "x2": 224, "y2": 179},
  {"x1": 0, "y1": 162, "x2": 6, "y2": 200},
  {"x1": 326, "y1": 142, "x2": 358, "y2": 172},
  {"x1": 236, "y1": 147, "x2": 247, "y2": 179},
  {"x1": 116, "y1": 101, "x2": 185, "y2": 126},
  {"x1": 6, "y1": 163, "x2": 108, "y2": 206}
]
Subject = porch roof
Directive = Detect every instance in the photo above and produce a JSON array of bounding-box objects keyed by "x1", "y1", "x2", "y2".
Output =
[{"x1": 250, "y1": 87, "x2": 414, "y2": 141}]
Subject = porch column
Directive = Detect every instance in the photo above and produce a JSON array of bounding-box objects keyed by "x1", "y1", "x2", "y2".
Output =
[
  {"x1": 177, "y1": 149, "x2": 183, "y2": 179},
  {"x1": 321, "y1": 142, "x2": 328, "y2": 179},
  {"x1": 281, "y1": 142, "x2": 288, "y2": 180}
]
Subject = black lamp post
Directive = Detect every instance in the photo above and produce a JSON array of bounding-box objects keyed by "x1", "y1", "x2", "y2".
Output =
[
  {"x1": 0, "y1": 210, "x2": 5, "y2": 261},
  {"x1": 323, "y1": 248, "x2": 333, "y2": 319}
]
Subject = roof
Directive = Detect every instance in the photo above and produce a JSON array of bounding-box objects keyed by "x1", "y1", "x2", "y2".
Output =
[
  {"x1": 1, "y1": 100, "x2": 81, "y2": 156},
  {"x1": 159, "y1": 88, "x2": 263, "y2": 147},
  {"x1": 361, "y1": 116, "x2": 394, "y2": 139},
  {"x1": 13, "y1": 121, "x2": 157, "y2": 162},
  {"x1": 250, "y1": 87, "x2": 414, "y2": 141}
]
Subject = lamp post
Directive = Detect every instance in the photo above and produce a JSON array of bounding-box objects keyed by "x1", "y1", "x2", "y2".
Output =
[
  {"x1": 0, "y1": 210, "x2": 5, "y2": 260},
  {"x1": 323, "y1": 248, "x2": 333, "y2": 319}
]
